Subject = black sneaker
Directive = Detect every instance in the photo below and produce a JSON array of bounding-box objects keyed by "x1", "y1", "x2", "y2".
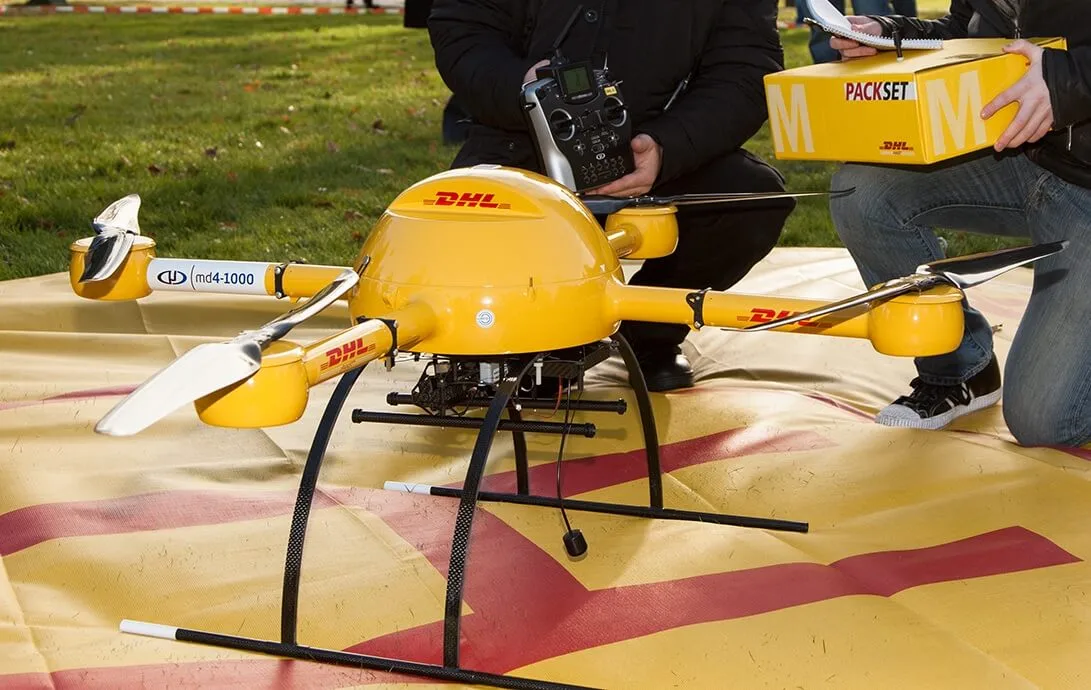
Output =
[
  {"x1": 875, "y1": 355, "x2": 1002, "y2": 430},
  {"x1": 628, "y1": 346, "x2": 695, "y2": 393}
]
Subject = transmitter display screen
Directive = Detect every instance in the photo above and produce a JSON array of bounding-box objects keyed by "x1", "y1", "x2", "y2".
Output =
[{"x1": 558, "y1": 64, "x2": 594, "y2": 101}]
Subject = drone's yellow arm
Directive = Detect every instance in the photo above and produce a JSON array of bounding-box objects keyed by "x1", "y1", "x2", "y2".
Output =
[
  {"x1": 606, "y1": 282, "x2": 966, "y2": 357},
  {"x1": 194, "y1": 301, "x2": 436, "y2": 429},
  {"x1": 69, "y1": 236, "x2": 353, "y2": 302},
  {"x1": 602, "y1": 206, "x2": 965, "y2": 357},
  {"x1": 300, "y1": 301, "x2": 437, "y2": 386}
]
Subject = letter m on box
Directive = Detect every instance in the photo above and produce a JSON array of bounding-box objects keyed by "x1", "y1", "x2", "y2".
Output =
[
  {"x1": 925, "y1": 70, "x2": 987, "y2": 158},
  {"x1": 767, "y1": 84, "x2": 815, "y2": 155}
]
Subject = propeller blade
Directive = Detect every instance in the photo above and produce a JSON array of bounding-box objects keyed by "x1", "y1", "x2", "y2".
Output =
[
  {"x1": 916, "y1": 240, "x2": 1067, "y2": 289},
  {"x1": 80, "y1": 194, "x2": 143, "y2": 283},
  {"x1": 648, "y1": 188, "x2": 856, "y2": 207},
  {"x1": 721, "y1": 240, "x2": 1066, "y2": 334},
  {"x1": 95, "y1": 340, "x2": 262, "y2": 436},
  {"x1": 80, "y1": 231, "x2": 137, "y2": 283},
  {"x1": 93, "y1": 267, "x2": 360, "y2": 436},
  {"x1": 581, "y1": 188, "x2": 855, "y2": 216},
  {"x1": 251, "y1": 267, "x2": 360, "y2": 346},
  {"x1": 93, "y1": 194, "x2": 142, "y2": 235}
]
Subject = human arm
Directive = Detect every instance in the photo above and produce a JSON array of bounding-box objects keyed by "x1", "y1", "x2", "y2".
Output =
[
  {"x1": 981, "y1": 40, "x2": 1091, "y2": 151},
  {"x1": 428, "y1": 0, "x2": 544, "y2": 131},
  {"x1": 1042, "y1": 45, "x2": 1091, "y2": 130},
  {"x1": 830, "y1": 0, "x2": 973, "y2": 59},
  {"x1": 622, "y1": 0, "x2": 784, "y2": 187}
]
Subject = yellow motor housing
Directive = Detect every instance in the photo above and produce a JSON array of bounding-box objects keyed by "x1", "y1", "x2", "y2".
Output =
[
  {"x1": 604, "y1": 206, "x2": 679, "y2": 260},
  {"x1": 194, "y1": 341, "x2": 310, "y2": 428},
  {"x1": 69, "y1": 236, "x2": 156, "y2": 301},
  {"x1": 867, "y1": 285, "x2": 965, "y2": 357}
]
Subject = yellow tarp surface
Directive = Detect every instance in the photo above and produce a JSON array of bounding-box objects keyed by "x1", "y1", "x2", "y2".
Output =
[{"x1": 1, "y1": 248, "x2": 1089, "y2": 689}]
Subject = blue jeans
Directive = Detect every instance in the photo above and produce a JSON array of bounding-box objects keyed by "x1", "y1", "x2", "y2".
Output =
[
  {"x1": 830, "y1": 152, "x2": 1091, "y2": 447},
  {"x1": 800, "y1": 0, "x2": 918, "y2": 63}
]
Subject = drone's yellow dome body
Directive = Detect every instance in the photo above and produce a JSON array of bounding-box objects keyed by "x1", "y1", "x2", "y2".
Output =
[{"x1": 348, "y1": 166, "x2": 631, "y2": 355}]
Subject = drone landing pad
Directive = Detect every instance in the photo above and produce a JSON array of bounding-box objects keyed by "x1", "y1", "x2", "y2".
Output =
[{"x1": 0, "y1": 248, "x2": 1088, "y2": 689}]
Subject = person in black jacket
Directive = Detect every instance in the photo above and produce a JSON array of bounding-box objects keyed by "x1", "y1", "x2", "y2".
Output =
[
  {"x1": 428, "y1": 0, "x2": 795, "y2": 392},
  {"x1": 825, "y1": 0, "x2": 1091, "y2": 447}
]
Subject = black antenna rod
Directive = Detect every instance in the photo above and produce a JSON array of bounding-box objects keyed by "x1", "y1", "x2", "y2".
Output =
[{"x1": 551, "y1": 4, "x2": 584, "y2": 57}]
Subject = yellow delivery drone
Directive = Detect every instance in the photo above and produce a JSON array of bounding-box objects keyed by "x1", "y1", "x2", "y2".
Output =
[{"x1": 69, "y1": 164, "x2": 1063, "y2": 690}]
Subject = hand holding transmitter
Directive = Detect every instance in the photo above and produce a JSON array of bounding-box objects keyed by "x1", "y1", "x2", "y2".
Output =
[{"x1": 521, "y1": 8, "x2": 635, "y2": 193}]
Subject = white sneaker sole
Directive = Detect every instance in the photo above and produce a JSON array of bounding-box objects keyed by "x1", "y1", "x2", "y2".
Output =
[{"x1": 875, "y1": 388, "x2": 1003, "y2": 431}]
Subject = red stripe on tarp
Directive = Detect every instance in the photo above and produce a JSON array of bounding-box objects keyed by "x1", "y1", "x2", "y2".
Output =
[
  {"x1": 352, "y1": 494, "x2": 1081, "y2": 671},
  {"x1": 1058, "y1": 447, "x2": 1091, "y2": 461},
  {"x1": 0, "y1": 489, "x2": 336, "y2": 556},
  {"x1": 0, "y1": 426, "x2": 827, "y2": 556},
  {"x1": 0, "y1": 385, "x2": 137, "y2": 412},
  {"x1": 0, "y1": 522, "x2": 1076, "y2": 688},
  {"x1": 470, "y1": 426, "x2": 835, "y2": 496}
]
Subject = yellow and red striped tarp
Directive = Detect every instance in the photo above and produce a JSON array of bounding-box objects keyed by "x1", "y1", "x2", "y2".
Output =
[{"x1": 1, "y1": 248, "x2": 1088, "y2": 689}]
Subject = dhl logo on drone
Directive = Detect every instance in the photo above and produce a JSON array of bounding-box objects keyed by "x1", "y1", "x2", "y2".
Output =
[
  {"x1": 423, "y1": 191, "x2": 511, "y2": 209},
  {"x1": 320, "y1": 338, "x2": 376, "y2": 371},
  {"x1": 739, "y1": 308, "x2": 835, "y2": 329}
]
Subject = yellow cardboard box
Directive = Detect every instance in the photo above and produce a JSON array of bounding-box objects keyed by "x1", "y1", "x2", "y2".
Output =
[{"x1": 763, "y1": 37, "x2": 1066, "y2": 164}]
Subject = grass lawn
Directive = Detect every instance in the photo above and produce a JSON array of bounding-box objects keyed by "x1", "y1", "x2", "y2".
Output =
[{"x1": 0, "y1": 3, "x2": 1024, "y2": 281}]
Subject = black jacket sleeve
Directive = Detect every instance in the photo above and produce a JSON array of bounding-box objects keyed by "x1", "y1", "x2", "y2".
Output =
[
  {"x1": 428, "y1": 0, "x2": 542, "y2": 132},
  {"x1": 634, "y1": 0, "x2": 784, "y2": 185},
  {"x1": 868, "y1": 0, "x2": 973, "y2": 40},
  {"x1": 1044, "y1": 47, "x2": 1091, "y2": 129}
]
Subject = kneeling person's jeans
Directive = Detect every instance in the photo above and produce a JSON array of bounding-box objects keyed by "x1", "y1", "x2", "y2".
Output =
[{"x1": 830, "y1": 152, "x2": 1091, "y2": 447}]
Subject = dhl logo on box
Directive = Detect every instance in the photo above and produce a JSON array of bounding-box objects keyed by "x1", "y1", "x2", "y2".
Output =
[{"x1": 763, "y1": 37, "x2": 1066, "y2": 165}]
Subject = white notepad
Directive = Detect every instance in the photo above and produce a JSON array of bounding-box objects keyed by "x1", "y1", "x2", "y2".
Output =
[{"x1": 805, "y1": 0, "x2": 943, "y2": 51}]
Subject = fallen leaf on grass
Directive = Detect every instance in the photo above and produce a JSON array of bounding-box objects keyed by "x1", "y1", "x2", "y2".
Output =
[
  {"x1": 344, "y1": 210, "x2": 364, "y2": 221},
  {"x1": 205, "y1": 147, "x2": 218, "y2": 158},
  {"x1": 0, "y1": 141, "x2": 14, "y2": 150},
  {"x1": 376, "y1": 168, "x2": 393, "y2": 175},
  {"x1": 327, "y1": 141, "x2": 340, "y2": 153},
  {"x1": 147, "y1": 164, "x2": 163, "y2": 175},
  {"x1": 227, "y1": 171, "x2": 238, "y2": 182},
  {"x1": 218, "y1": 222, "x2": 237, "y2": 231},
  {"x1": 64, "y1": 104, "x2": 87, "y2": 127},
  {"x1": 371, "y1": 119, "x2": 386, "y2": 134},
  {"x1": 243, "y1": 81, "x2": 261, "y2": 92}
]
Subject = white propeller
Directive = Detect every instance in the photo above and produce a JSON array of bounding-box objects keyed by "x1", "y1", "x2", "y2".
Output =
[
  {"x1": 95, "y1": 267, "x2": 360, "y2": 436},
  {"x1": 80, "y1": 194, "x2": 143, "y2": 283}
]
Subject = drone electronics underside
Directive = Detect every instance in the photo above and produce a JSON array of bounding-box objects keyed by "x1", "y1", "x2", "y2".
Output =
[{"x1": 65, "y1": 164, "x2": 1064, "y2": 690}]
